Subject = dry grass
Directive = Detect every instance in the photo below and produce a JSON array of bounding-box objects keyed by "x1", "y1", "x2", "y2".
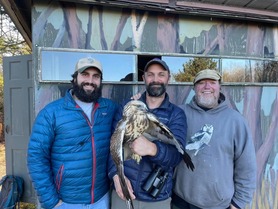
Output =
[{"x1": 0, "y1": 143, "x2": 6, "y2": 178}]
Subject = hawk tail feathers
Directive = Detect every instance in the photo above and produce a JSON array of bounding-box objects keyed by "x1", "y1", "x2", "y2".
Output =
[
  {"x1": 125, "y1": 199, "x2": 134, "y2": 209},
  {"x1": 183, "y1": 152, "x2": 195, "y2": 171},
  {"x1": 117, "y1": 165, "x2": 134, "y2": 209}
]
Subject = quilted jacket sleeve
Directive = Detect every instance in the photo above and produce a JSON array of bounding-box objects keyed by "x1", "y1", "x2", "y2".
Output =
[
  {"x1": 149, "y1": 106, "x2": 187, "y2": 170},
  {"x1": 27, "y1": 108, "x2": 59, "y2": 209},
  {"x1": 108, "y1": 102, "x2": 124, "y2": 180}
]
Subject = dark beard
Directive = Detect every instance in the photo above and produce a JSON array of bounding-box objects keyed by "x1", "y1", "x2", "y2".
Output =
[
  {"x1": 72, "y1": 82, "x2": 102, "y2": 103},
  {"x1": 146, "y1": 82, "x2": 166, "y2": 97}
]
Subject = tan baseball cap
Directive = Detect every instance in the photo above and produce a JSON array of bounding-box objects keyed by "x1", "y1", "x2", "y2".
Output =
[
  {"x1": 193, "y1": 69, "x2": 221, "y2": 84},
  {"x1": 75, "y1": 57, "x2": 103, "y2": 73}
]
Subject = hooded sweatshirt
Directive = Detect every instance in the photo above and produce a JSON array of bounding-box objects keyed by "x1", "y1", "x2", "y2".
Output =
[{"x1": 173, "y1": 93, "x2": 256, "y2": 209}]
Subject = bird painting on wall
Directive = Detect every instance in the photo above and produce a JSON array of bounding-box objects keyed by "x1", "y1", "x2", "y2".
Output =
[{"x1": 110, "y1": 100, "x2": 194, "y2": 209}]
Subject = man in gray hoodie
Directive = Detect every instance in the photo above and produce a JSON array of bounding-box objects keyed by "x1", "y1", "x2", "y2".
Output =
[{"x1": 172, "y1": 69, "x2": 256, "y2": 209}]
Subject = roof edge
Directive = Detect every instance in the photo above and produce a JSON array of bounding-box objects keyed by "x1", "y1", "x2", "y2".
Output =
[{"x1": 0, "y1": 0, "x2": 32, "y2": 48}]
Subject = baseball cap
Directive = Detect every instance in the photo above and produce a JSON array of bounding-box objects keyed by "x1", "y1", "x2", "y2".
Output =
[
  {"x1": 193, "y1": 69, "x2": 221, "y2": 84},
  {"x1": 144, "y1": 58, "x2": 170, "y2": 73},
  {"x1": 75, "y1": 57, "x2": 103, "y2": 73}
]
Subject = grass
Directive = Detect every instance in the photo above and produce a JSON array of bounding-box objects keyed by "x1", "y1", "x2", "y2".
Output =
[{"x1": 0, "y1": 142, "x2": 36, "y2": 209}]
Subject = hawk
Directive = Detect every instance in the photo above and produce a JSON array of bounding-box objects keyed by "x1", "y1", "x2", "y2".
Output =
[{"x1": 110, "y1": 100, "x2": 194, "y2": 209}]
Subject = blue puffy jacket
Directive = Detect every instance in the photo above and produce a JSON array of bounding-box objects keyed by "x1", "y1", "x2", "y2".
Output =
[
  {"x1": 108, "y1": 92, "x2": 187, "y2": 201},
  {"x1": 27, "y1": 90, "x2": 117, "y2": 209}
]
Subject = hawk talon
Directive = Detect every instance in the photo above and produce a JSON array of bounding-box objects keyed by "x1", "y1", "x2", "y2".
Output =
[{"x1": 132, "y1": 153, "x2": 142, "y2": 164}]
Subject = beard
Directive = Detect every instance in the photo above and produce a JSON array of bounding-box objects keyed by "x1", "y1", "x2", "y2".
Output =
[
  {"x1": 72, "y1": 81, "x2": 102, "y2": 103},
  {"x1": 195, "y1": 93, "x2": 218, "y2": 108},
  {"x1": 146, "y1": 82, "x2": 166, "y2": 97}
]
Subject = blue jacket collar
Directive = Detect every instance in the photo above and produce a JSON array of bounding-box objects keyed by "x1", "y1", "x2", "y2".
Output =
[{"x1": 140, "y1": 92, "x2": 170, "y2": 110}]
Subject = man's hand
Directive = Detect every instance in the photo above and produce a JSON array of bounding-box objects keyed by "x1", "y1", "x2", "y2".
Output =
[
  {"x1": 131, "y1": 92, "x2": 142, "y2": 100},
  {"x1": 113, "y1": 175, "x2": 136, "y2": 200},
  {"x1": 130, "y1": 135, "x2": 157, "y2": 157}
]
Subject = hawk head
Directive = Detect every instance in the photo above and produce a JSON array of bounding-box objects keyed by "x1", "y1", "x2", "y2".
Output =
[{"x1": 123, "y1": 100, "x2": 147, "y2": 117}]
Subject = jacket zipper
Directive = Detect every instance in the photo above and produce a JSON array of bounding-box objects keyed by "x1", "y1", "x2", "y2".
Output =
[
  {"x1": 77, "y1": 102, "x2": 100, "y2": 203},
  {"x1": 89, "y1": 103, "x2": 99, "y2": 203},
  {"x1": 56, "y1": 164, "x2": 64, "y2": 192}
]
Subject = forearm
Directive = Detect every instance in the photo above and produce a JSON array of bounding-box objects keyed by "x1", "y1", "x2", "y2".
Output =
[
  {"x1": 150, "y1": 141, "x2": 182, "y2": 169},
  {"x1": 28, "y1": 148, "x2": 58, "y2": 209}
]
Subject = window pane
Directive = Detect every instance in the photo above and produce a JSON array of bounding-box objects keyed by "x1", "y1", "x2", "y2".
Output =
[
  {"x1": 40, "y1": 49, "x2": 277, "y2": 84},
  {"x1": 162, "y1": 56, "x2": 219, "y2": 82},
  {"x1": 41, "y1": 50, "x2": 136, "y2": 82},
  {"x1": 162, "y1": 56, "x2": 191, "y2": 82},
  {"x1": 254, "y1": 60, "x2": 278, "y2": 82},
  {"x1": 222, "y1": 59, "x2": 247, "y2": 82},
  {"x1": 222, "y1": 59, "x2": 278, "y2": 83}
]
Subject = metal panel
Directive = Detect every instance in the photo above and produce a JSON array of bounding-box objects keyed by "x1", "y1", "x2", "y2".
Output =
[
  {"x1": 200, "y1": 0, "x2": 226, "y2": 4},
  {"x1": 247, "y1": 0, "x2": 278, "y2": 9},
  {"x1": 224, "y1": 0, "x2": 253, "y2": 7},
  {"x1": 267, "y1": 2, "x2": 278, "y2": 10},
  {"x1": 3, "y1": 54, "x2": 36, "y2": 203}
]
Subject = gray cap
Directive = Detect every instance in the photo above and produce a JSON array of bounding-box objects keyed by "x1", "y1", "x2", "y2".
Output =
[
  {"x1": 75, "y1": 57, "x2": 102, "y2": 73},
  {"x1": 193, "y1": 69, "x2": 221, "y2": 84},
  {"x1": 144, "y1": 58, "x2": 170, "y2": 73}
]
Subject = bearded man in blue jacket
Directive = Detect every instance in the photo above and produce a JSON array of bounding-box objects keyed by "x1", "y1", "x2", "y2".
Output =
[
  {"x1": 27, "y1": 57, "x2": 117, "y2": 209},
  {"x1": 108, "y1": 58, "x2": 188, "y2": 209}
]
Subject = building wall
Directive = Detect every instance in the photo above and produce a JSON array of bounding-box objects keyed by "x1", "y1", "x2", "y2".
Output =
[
  {"x1": 33, "y1": 2, "x2": 278, "y2": 56},
  {"x1": 32, "y1": 1, "x2": 278, "y2": 208}
]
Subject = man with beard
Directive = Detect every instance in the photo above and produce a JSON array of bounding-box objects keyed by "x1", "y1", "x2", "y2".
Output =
[
  {"x1": 108, "y1": 58, "x2": 187, "y2": 209},
  {"x1": 172, "y1": 69, "x2": 256, "y2": 209},
  {"x1": 27, "y1": 57, "x2": 118, "y2": 209}
]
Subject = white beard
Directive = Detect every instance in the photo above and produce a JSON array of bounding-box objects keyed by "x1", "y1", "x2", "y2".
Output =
[{"x1": 196, "y1": 94, "x2": 218, "y2": 108}]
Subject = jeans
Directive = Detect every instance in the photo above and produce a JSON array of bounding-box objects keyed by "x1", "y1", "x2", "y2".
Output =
[{"x1": 55, "y1": 192, "x2": 109, "y2": 209}]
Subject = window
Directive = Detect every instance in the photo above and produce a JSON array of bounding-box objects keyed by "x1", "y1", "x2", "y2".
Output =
[
  {"x1": 222, "y1": 58, "x2": 278, "y2": 83},
  {"x1": 40, "y1": 49, "x2": 136, "y2": 82},
  {"x1": 39, "y1": 48, "x2": 278, "y2": 84}
]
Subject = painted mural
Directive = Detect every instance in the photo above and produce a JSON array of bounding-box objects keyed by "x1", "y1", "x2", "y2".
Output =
[
  {"x1": 33, "y1": 1, "x2": 278, "y2": 209},
  {"x1": 33, "y1": 2, "x2": 278, "y2": 56}
]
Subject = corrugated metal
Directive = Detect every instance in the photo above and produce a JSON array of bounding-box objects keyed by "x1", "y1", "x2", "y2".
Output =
[
  {"x1": 247, "y1": 0, "x2": 278, "y2": 10},
  {"x1": 175, "y1": 1, "x2": 278, "y2": 23},
  {"x1": 182, "y1": 0, "x2": 278, "y2": 12}
]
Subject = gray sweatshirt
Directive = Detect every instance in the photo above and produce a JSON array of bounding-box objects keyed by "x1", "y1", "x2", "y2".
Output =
[{"x1": 174, "y1": 93, "x2": 256, "y2": 209}]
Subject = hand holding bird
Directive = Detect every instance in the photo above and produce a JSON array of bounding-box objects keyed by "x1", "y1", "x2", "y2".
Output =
[
  {"x1": 129, "y1": 135, "x2": 157, "y2": 157},
  {"x1": 110, "y1": 100, "x2": 194, "y2": 209},
  {"x1": 113, "y1": 175, "x2": 135, "y2": 200}
]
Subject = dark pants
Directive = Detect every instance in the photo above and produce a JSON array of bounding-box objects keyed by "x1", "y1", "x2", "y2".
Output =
[
  {"x1": 171, "y1": 193, "x2": 201, "y2": 209},
  {"x1": 171, "y1": 193, "x2": 230, "y2": 209}
]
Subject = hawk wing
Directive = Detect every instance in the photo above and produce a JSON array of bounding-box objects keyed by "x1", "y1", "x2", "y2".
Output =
[
  {"x1": 145, "y1": 112, "x2": 195, "y2": 171},
  {"x1": 144, "y1": 112, "x2": 184, "y2": 153},
  {"x1": 110, "y1": 118, "x2": 126, "y2": 166},
  {"x1": 110, "y1": 119, "x2": 134, "y2": 209}
]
